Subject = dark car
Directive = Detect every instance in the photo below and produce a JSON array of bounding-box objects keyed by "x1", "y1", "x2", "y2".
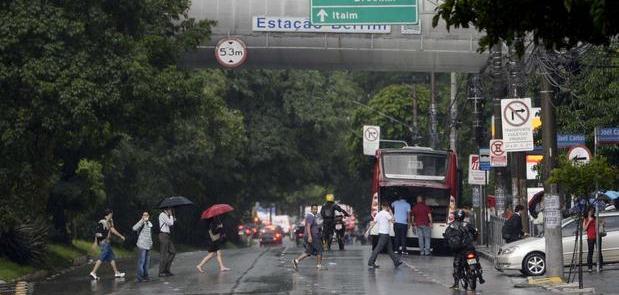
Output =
[
  {"x1": 259, "y1": 228, "x2": 283, "y2": 246},
  {"x1": 294, "y1": 225, "x2": 305, "y2": 246}
]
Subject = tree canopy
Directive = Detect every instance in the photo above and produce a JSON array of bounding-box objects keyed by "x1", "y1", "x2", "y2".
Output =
[{"x1": 433, "y1": 0, "x2": 619, "y2": 52}]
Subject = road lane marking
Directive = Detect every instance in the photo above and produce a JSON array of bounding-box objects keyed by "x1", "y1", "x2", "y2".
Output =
[{"x1": 229, "y1": 247, "x2": 272, "y2": 294}]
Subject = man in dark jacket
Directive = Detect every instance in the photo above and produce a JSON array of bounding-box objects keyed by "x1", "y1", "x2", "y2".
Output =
[
  {"x1": 503, "y1": 205, "x2": 524, "y2": 243},
  {"x1": 321, "y1": 194, "x2": 350, "y2": 250}
]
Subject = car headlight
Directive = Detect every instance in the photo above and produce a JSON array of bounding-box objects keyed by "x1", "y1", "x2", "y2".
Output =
[{"x1": 500, "y1": 246, "x2": 518, "y2": 255}]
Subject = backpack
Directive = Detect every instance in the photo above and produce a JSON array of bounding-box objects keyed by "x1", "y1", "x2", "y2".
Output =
[
  {"x1": 321, "y1": 204, "x2": 334, "y2": 219},
  {"x1": 94, "y1": 220, "x2": 109, "y2": 244},
  {"x1": 444, "y1": 223, "x2": 471, "y2": 250}
]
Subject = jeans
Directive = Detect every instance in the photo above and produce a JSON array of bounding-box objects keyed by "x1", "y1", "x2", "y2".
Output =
[
  {"x1": 159, "y1": 233, "x2": 176, "y2": 274},
  {"x1": 587, "y1": 239, "x2": 603, "y2": 269},
  {"x1": 99, "y1": 240, "x2": 115, "y2": 262},
  {"x1": 417, "y1": 226, "x2": 431, "y2": 255},
  {"x1": 137, "y1": 248, "x2": 151, "y2": 281},
  {"x1": 368, "y1": 234, "x2": 400, "y2": 266},
  {"x1": 393, "y1": 223, "x2": 408, "y2": 252}
]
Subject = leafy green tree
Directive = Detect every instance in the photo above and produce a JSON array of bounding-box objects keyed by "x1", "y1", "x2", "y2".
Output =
[
  {"x1": 548, "y1": 156, "x2": 617, "y2": 197},
  {"x1": 433, "y1": 0, "x2": 619, "y2": 52},
  {"x1": 347, "y1": 84, "x2": 431, "y2": 176},
  {"x1": 0, "y1": 0, "x2": 213, "y2": 242}
]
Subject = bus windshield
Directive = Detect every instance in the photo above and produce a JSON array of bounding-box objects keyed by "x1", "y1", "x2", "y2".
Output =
[{"x1": 382, "y1": 152, "x2": 447, "y2": 181}]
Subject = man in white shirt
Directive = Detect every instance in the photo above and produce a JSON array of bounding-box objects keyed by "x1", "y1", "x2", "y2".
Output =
[
  {"x1": 367, "y1": 202, "x2": 403, "y2": 269},
  {"x1": 159, "y1": 208, "x2": 176, "y2": 277}
]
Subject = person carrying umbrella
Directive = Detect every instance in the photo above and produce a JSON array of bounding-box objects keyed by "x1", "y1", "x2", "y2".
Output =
[
  {"x1": 158, "y1": 207, "x2": 176, "y2": 277},
  {"x1": 196, "y1": 204, "x2": 234, "y2": 273},
  {"x1": 156, "y1": 195, "x2": 194, "y2": 277}
]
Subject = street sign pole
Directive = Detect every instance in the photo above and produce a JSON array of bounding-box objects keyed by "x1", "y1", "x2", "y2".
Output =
[{"x1": 489, "y1": 45, "x2": 507, "y2": 216}]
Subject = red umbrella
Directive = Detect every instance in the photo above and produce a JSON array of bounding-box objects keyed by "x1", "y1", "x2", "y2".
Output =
[{"x1": 201, "y1": 204, "x2": 234, "y2": 219}]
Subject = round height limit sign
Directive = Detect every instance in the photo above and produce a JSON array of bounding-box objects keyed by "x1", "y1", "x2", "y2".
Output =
[{"x1": 215, "y1": 38, "x2": 247, "y2": 68}]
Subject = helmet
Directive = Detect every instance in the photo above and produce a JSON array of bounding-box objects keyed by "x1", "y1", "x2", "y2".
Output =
[
  {"x1": 325, "y1": 193, "x2": 335, "y2": 202},
  {"x1": 454, "y1": 209, "x2": 466, "y2": 222}
]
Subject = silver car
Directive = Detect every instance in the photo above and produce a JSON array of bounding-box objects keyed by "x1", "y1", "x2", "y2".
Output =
[{"x1": 495, "y1": 211, "x2": 619, "y2": 276}]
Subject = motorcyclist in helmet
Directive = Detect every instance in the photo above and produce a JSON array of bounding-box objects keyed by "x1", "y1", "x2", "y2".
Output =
[
  {"x1": 320, "y1": 194, "x2": 350, "y2": 251},
  {"x1": 447, "y1": 209, "x2": 485, "y2": 289}
]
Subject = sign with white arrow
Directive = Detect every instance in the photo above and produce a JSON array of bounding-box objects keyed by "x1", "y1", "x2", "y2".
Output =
[
  {"x1": 501, "y1": 98, "x2": 534, "y2": 152},
  {"x1": 310, "y1": 0, "x2": 418, "y2": 25},
  {"x1": 567, "y1": 145, "x2": 592, "y2": 165}
]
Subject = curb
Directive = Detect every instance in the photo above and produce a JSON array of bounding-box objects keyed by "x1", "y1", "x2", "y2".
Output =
[
  {"x1": 476, "y1": 248, "x2": 496, "y2": 264},
  {"x1": 516, "y1": 277, "x2": 596, "y2": 294}
]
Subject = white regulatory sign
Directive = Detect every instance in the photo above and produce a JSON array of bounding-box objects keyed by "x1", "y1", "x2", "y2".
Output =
[
  {"x1": 501, "y1": 98, "x2": 534, "y2": 152},
  {"x1": 215, "y1": 38, "x2": 247, "y2": 68},
  {"x1": 567, "y1": 145, "x2": 592, "y2": 165},
  {"x1": 468, "y1": 154, "x2": 487, "y2": 185},
  {"x1": 489, "y1": 139, "x2": 507, "y2": 167},
  {"x1": 363, "y1": 125, "x2": 380, "y2": 156}
]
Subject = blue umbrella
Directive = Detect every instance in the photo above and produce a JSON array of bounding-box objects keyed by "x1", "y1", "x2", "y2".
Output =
[{"x1": 603, "y1": 191, "x2": 619, "y2": 200}]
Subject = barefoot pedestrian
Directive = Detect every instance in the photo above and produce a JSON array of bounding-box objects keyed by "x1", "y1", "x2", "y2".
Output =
[{"x1": 196, "y1": 216, "x2": 230, "y2": 273}]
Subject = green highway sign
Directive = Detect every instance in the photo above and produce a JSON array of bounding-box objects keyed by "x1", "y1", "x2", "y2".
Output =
[{"x1": 310, "y1": 0, "x2": 418, "y2": 25}]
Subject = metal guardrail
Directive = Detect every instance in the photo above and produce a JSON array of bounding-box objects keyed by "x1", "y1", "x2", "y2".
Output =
[{"x1": 487, "y1": 215, "x2": 506, "y2": 257}]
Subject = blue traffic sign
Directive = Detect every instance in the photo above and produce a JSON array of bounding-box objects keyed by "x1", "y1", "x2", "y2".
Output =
[
  {"x1": 596, "y1": 127, "x2": 619, "y2": 145},
  {"x1": 479, "y1": 148, "x2": 491, "y2": 171},
  {"x1": 557, "y1": 134, "x2": 586, "y2": 149}
]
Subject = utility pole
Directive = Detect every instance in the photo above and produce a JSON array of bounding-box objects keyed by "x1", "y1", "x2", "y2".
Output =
[
  {"x1": 508, "y1": 43, "x2": 529, "y2": 233},
  {"x1": 411, "y1": 84, "x2": 420, "y2": 145},
  {"x1": 491, "y1": 45, "x2": 508, "y2": 215},
  {"x1": 450, "y1": 72, "x2": 458, "y2": 152},
  {"x1": 430, "y1": 72, "x2": 438, "y2": 149},
  {"x1": 469, "y1": 73, "x2": 485, "y2": 242},
  {"x1": 540, "y1": 63, "x2": 564, "y2": 280}
]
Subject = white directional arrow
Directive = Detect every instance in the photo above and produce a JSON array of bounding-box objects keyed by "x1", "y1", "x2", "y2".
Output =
[{"x1": 317, "y1": 9, "x2": 328, "y2": 22}]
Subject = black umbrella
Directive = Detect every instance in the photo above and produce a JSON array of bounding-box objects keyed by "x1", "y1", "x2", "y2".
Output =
[{"x1": 158, "y1": 196, "x2": 194, "y2": 209}]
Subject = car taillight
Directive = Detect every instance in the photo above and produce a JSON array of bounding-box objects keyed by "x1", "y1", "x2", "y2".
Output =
[
  {"x1": 466, "y1": 252, "x2": 476, "y2": 259},
  {"x1": 238, "y1": 225, "x2": 244, "y2": 230},
  {"x1": 275, "y1": 233, "x2": 281, "y2": 239},
  {"x1": 253, "y1": 228, "x2": 257, "y2": 233},
  {"x1": 245, "y1": 229, "x2": 251, "y2": 235}
]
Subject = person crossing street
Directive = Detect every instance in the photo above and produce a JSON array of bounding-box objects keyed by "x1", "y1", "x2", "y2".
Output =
[
  {"x1": 367, "y1": 202, "x2": 402, "y2": 269},
  {"x1": 320, "y1": 194, "x2": 350, "y2": 251}
]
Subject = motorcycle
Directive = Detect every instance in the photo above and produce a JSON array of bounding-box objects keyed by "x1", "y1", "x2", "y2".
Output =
[
  {"x1": 334, "y1": 220, "x2": 346, "y2": 250},
  {"x1": 456, "y1": 250, "x2": 484, "y2": 291}
]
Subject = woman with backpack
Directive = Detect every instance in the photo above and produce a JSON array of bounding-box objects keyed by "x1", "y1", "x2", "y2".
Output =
[
  {"x1": 89, "y1": 209, "x2": 126, "y2": 280},
  {"x1": 196, "y1": 216, "x2": 230, "y2": 273},
  {"x1": 132, "y1": 211, "x2": 153, "y2": 282}
]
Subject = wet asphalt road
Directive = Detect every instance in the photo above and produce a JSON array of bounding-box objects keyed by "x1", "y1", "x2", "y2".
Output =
[{"x1": 32, "y1": 240, "x2": 615, "y2": 294}]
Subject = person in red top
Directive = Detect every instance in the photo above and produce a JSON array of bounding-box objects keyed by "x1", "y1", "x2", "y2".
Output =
[
  {"x1": 411, "y1": 196, "x2": 433, "y2": 256},
  {"x1": 583, "y1": 207, "x2": 604, "y2": 272}
]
